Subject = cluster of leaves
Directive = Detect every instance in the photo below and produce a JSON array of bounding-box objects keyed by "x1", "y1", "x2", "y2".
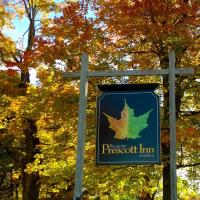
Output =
[{"x1": 0, "y1": 0, "x2": 199, "y2": 199}]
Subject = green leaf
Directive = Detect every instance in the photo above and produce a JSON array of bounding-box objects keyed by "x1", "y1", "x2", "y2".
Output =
[{"x1": 104, "y1": 99, "x2": 153, "y2": 140}]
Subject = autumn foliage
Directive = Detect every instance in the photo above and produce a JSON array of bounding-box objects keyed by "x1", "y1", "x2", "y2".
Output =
[{"x1": 0, "y1": 0, "x2": 199, "y2": 200}]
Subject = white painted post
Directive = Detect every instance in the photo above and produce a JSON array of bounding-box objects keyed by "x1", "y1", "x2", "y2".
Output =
[
  {"x1": 169, "y1": 50, "x2": 177, "y2": 200},
  {"x1": 73, "y1": 53, "x2": 89, "y2": 200}
]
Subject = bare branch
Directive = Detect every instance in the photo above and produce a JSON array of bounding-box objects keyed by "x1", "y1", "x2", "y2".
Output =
[
  {"x1": 23, "y1": 0, "x2": 31, "y2": 19},
  {"x1": 177, "y1": 162, "x2": 200, "y2": 169},
  {"x1": 180, "y1": 111, "x2": 200, "y2": 116}
]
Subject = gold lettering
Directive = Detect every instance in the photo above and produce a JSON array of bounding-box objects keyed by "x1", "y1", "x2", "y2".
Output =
[
  {"x1": 102, "y1": 144, "x2": 110, "y2": 154},
  {"x1": 131, "y1": 146, "x2": 138, "y2": 153},
  {"x1": 111, "y1": 148, "x2": 118, "y2": 154},
  {"x1": 101, "y1": 144, "x2": 139, "y2": 154},
  {"x1": 139, "y1": 144, "x2": 154, "y2": 153}
]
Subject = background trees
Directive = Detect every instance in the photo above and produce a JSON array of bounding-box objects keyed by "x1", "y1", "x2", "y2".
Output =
[
  {"x1": 0, "y1": 0, "x2": 199, "y2": 199},
  {"x1": 92, "y1": 0, "x2": 200, "y2": 199}
]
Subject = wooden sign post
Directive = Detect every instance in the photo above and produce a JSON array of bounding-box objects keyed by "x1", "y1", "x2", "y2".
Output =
[{"x1": 63, "y1": 51, "x2": 194, "y2": 200}]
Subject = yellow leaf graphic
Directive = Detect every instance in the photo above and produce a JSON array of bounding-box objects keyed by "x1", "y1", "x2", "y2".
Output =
[{"x1": 103, "y1": 99, "x2": 152, "y2": 140}]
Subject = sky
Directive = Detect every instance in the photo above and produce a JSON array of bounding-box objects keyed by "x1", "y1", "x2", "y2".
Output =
[
  {"x1": 4, "y1": 17, "x2": 29, "y2": 43},
  {"x1": 3, "y1": 16, "x2": 38, "y2": 84},
  {"x1": 2, "y1": 0, "x2": 65, "y2": 84},
  {"x1": 4, "y1": 0, "x2": 64, "y2": 45},
  {"x1": 2, "y1": 0, "x2": 94, "y2": 84}
]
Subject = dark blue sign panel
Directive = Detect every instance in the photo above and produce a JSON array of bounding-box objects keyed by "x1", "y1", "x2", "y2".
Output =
[{"x1": 96, "y1": 84, "x2": 160, "y2": 165}]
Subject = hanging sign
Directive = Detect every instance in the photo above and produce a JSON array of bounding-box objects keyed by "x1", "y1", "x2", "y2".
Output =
[{"x1": 96, "y1": 84, "x2": 161, "y2": 165}]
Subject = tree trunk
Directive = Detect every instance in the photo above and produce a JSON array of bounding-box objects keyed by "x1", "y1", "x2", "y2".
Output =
[
  {"x1": 22, "y1": 172, "x2": 40, "y2": 200},
  {"x1": 160, "y1": 51, "x2": 171, "y2": 200},
  {"x1": 22, "y1": 119, "x2": 40, "y2": 200},
  {"x1": 162, "y1": 142, "x2": 171, "y2": 200},
  {"x1": 20, "y1": 3, "x2": 41, "y2": 199}
]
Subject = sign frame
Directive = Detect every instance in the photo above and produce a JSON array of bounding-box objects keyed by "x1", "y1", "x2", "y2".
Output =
[{"x1": 96, "y1": 84, "x2": 161, "y2": 165}]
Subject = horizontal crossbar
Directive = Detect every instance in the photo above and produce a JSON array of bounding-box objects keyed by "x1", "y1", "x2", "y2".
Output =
[{"x1": 63, "y1": 68, "x2": 194, "y2": 78}]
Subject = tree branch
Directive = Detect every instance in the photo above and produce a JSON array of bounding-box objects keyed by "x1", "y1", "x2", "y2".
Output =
[
  {"x1": 177, "y1": 162, "x2": 200, "y2": 169},
  {"x1": 180, "y1": 111, "x2": 200, "y2": 116}
]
